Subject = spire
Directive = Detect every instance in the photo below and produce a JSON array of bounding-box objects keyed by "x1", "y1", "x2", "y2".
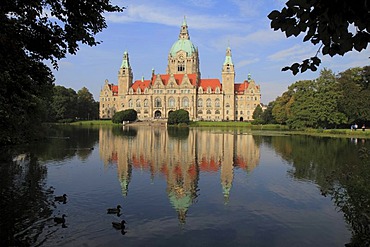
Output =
[
  {"x1": 120, "y1": 51, "x2": 130, "y2": 69},
  {"x1": 223, "y1": 46, "x2": 233, "y2": 66},
  {"x1": 179, "y1": 16, "x2": 190, "y2": 40}
]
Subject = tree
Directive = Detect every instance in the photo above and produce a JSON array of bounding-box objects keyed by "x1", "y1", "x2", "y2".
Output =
[
  {"x1": 50, "y1": 86, "x2": 78, "y2": 121},
  {"x1": 0, "y1": 0, "x2": 123, "y2": 144},
  {"x1": 168, "y1": 110, "x2": 190, "y2": 125},
  {"x1": 276, "y1": 69, "x2": 346, "y2": 129},
  {"x1": 112, "y1": 109, "x2": 137, "y2": 124},
  {"x1": 337, "y1": 67, "x2": 370, "y2": 123},
  {"x1": 77, "y1": 87, "x2": 98, "y2": 120},
  {"x1": 272, "y1": 91, "x2": 294, "y2": 124},
  {"x1": 252, "y1": 105, "x2": 263, "y2": 124},
  {"x1": 261, "y1": 101, "x2": 276, "y2": 124},
  {"x1": 268, "y1": 0, "x2": 370, "y2": 75}
]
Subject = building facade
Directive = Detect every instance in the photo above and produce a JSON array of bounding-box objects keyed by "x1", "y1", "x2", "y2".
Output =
[{"x1": 99, "y1": 18, "x2": 261, "y2": 121}]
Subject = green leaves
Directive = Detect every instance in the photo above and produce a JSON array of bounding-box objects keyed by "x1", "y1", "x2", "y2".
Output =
[
  {"x1": 269, "y1": 0, "x2": 370, "y2": 74},
  {"x1": 282, "y1": 57, "x2": 321, "y2": 75},
  {"x1": 0, "y1": 0, "x2": 124, "y2": 144}
]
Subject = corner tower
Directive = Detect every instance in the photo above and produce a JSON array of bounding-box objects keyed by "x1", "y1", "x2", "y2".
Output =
[
  {"x1": 221, "y1": 46, "x2": 235, "y2": 120},
  {"x1": 167, "y1": 17, "x2": 200, "y2": 76},
  {"x1": 118, "y1": 51, "x2": 133, "y2": 96}
]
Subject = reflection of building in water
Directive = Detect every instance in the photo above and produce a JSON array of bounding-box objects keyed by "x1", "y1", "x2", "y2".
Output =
[{"x1": 99, "y1": 127, "x2": 260, "y2": 222}]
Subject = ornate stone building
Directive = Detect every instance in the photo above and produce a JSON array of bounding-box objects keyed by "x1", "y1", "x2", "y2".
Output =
[{"x1": 99, "y1": 18, "x2": 261, "y2": 121}]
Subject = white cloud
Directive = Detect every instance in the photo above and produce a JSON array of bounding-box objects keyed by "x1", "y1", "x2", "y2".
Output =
[
  {"x1": 106, "y1": 3, "x2": 247, "y2": 30},
  {"x1": 268, "y1": 44, "x2": 316, "y2": 62},
  {"x1": 236, "y1": 58, "x2": 260, "y2": 69},
  {"x1": 186, "y1": 0, "x2": 215, "y2": 8}
]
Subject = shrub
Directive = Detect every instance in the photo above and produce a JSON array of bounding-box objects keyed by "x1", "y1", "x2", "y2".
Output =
[
  {"x1": 168, "y1": 109, "x2": 189, "y2": 125},
  {"x1": 112, "y1": 109, "x2": 137, "y2": 123}
]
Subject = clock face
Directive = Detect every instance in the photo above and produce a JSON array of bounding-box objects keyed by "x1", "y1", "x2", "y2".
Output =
[{"x1": 179, "y1": 54, "x2": 184, "y2": 61}]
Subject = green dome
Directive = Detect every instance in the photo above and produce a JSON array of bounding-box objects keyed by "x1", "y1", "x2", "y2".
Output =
[{"x1": 170, "y1": 39, "x2": 196, "y2": 57}]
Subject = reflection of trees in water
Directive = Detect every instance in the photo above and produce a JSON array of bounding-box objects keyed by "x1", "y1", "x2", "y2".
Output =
[
  {"x1": 323, "y1": 147, "x2": 370, "y2": 247},
  {"x1": 0, "y1": 150, "x2": 54, "y2": 246},
  {"x1": 264, "y1": 136, "x2": 370, "y2": 246},
  {"x1": 37, "y1": 125, "x2": 99, "y2": 161},
  {"x1": 112, "y1": 126, "x2": 137, "y2": 137},
  {"x1": 167, "y1": 127, "x2": 189, "y2": 140}
]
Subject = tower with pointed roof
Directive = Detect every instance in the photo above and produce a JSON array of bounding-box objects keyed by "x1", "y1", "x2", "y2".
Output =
[
  {"x1": 118, "y1": 51, "x2": 133, "y2": 96},
  {"x1": 221, "y1": 46, "x2": 235, "y2": 120}
]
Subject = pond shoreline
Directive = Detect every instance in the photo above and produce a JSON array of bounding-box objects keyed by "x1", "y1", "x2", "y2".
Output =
[{"x1": 67, "y1": 120, "x2": 370, "y2": 139}]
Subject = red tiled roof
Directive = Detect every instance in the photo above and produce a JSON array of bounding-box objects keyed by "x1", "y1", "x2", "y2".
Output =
[
  {"x1": 199, "y1": 79, "x2": 222, "y2": 92},
  {"x1": 131, "y1": 73, "x2": 198, "y2": 92},
  {"x1": 152, "y1": 73, "x2": 198, "y2": 86},
  {"x1": 108, "y1": 84, "x2": 118, "y2": 96},
  {"x1": 234, "y1": 81, "x2": 249, "y2": 93},
  {"x1": 131, "y1": 80, "x2": 151, "y2": 92}
]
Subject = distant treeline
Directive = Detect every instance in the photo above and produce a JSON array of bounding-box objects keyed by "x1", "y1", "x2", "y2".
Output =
[
  {"x1": 253, "y1": 66, "x2": 370, "y2": 129},
  {"x1": 48, "y1": 85, "x2": 99, "y2": 123}
]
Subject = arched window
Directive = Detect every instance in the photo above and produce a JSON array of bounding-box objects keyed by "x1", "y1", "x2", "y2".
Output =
[
  {"x1": 207, "y1": 87, "x2": 212, "y2": 94},
  {"x1": 215, "y1": 110, "x2": 220, "y2": 114},
  {"x1": 155, "y1": 97, "x2": 162, "y2": 107},
  {"x1": 182, "y1": 97, "x2": 189, "y2": 107},
  {"x1": 206, "y1": 98, "x2": 211, "y2": 107},
  {"x1": 215, "y1": 87, "x2": 220, "y2": 93},
  {"x1": 198, "y1": 87, "x2": 203, "y2": 94},
  {"x1": 198, "y1": 98, "x2": 203, "y2": 107},
  {"x1": 137, "y1": 88, "x2": 141, "y2": 94},
  {"x1": 128, "y1": 99, "x2": 133, "y2": 108},
  {"x1": 144, "y1": 99, "x2": 148, "y2": 107},
  {"x1": 215, "y1": 98, "x2": 220, "y2": 107},
  {"x1": 207, "y1": 110, "x2": 211, "y2": 114},
  {"x1": 178, "y1": 63, "x2": 185, "y2": 72},
  {"x1": 198, "y1": 110, "x2": 203, "y2": 114},
  {"x1": 168, "y1": 97, "x2": 175, "y2": 108},
  {"x1": 226, "y1": 103, "x2": 230, "y2": 108},
  {"x1": 136, "y1": 99, "x2": 141, "y2": 107}
]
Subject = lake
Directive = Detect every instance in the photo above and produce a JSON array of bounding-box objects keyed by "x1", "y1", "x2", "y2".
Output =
[{"x1": 1, "y1": 125, "x2": 369, "y2": 246}]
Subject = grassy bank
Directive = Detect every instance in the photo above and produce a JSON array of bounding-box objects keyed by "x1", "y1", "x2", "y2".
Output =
[
  {"x1": 69, "y1": 120, "x2": 115, "y2": 126},
  {"x1": 69, "y1": 120, "x2": 370, "y2": 138}
]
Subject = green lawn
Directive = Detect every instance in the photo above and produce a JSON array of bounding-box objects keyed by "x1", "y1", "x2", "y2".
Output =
[{"x1": 69, "y1": 120, "x2": 370, "y2": 138}]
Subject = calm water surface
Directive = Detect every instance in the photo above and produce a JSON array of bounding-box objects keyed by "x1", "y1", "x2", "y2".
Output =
[{"x1": 1, "y1": 126, "x2": 369, "y2": 246}]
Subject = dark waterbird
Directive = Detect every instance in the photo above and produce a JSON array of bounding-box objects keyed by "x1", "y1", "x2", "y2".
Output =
[
  {"x1": 112, "y1": 220, "x2": 126, "y2": 230},
  {"x1": 55, "y1": 194, "x2": 67, "y2": 203},
  {"x1": 54, "y1": 214, "x2": 67, "y2": 224},
  {"x1": 107, "y1": 205, "x2": 122, "y2": 214}
]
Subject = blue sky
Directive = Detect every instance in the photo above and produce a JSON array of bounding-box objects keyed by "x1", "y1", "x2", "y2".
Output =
[{"x1": 51, "y1": 0, "x2": 370, "y2": 104}]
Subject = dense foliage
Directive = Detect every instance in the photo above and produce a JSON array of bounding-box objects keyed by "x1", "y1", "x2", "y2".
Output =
[
  {"x1": 252, "y1": 105, "x2": 264, "y2": 124},
  {"x1": 168, "y1": 109, "x2": 190, "y2": 125},
  {"x1": 112, "y1": 109, "x2": 137, "y2": 123},
  {"x1": 265, "y1": 66, "x2": 370, "y2": 129},
  {"x1": 268, "y1": 0, "x2": 370, "y2": 74},
  {"x1": 49, "y1": 86, "x2": 99, "y2": 122},
  {"x1": 0, "y1": 0, "x2": 123, "y2": 145}
]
